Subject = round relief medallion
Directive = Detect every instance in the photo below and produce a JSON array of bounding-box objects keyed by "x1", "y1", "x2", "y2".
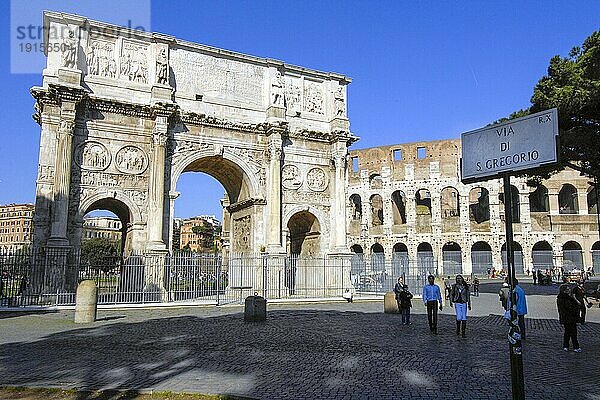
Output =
[
  {"x1": 306, "y1": 167, "x2": 328, "y2": 192},
  {"x1": 115, "y1": 145, "x2": 148, "y2": 174},
  {"x1": 75, "y1": 141, "x2": 111, "y2": 171},
  {"x1": 282, "y1": 164, "x2": 302, "y2": 190}
]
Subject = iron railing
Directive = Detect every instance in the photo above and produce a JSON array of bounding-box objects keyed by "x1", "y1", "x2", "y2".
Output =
[{"x1": 0, "y1": 248, "x2": 448, "y2": 308}]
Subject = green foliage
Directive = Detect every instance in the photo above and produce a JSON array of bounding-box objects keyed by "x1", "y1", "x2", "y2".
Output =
[
  {"x1": 191, "y1": 225, "x2": 209, "y2": 235},
  {"x1": 502, "y1": 31, "x2": 600, "y2": 181},
  {"x1": 80, "y1": 238, "x2": 121, "y2": 272}
]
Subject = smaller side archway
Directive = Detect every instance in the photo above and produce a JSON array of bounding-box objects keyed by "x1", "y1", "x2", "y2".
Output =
[
  {"x1": 370, "y1": 194, "x2": 384, "y2": 226},
  {"x1": 442, "y1": 241, "x2": 462, "y2": 276},
  {"x1": 592, "y1": 241, "x2": 600, "y2": 272},
  {"x1": 287, "y1": 211, "x2": 321, "y2": 256},
  {"x1": 499, "y1": 185, "x2": 520, "y2": 223},
  {"x1": 417, "y1": 242, "x2": 435, "y2": 273},
  {"x1": 501, "y1": 241, "x2": 524, "y2": 274},
  {"x1": 562, "y1": 241, "x2": 583, "y2": 270},
  {"x1": 349, "y1": 194, "x2": 362, "y2": 221},
  {"x1": 392, "y1": 242, "x2": 408, "y2": 278},
  {"x1": 415, "y1": 189, "x2": 432, "y2": 216},
  {"x1": 369, "y1": 243, "x2": 386, "y2": 290},
  {"x1": 441, "y1": 187, "x2": 460, "y2": 218},
  {"x1": 532, "y1": 241, "x2": 553, "y2": 271},
  {"x1": 391, "y1": 190, "x2": 406, "y2": 224},
  {"x1": 559, "y1": 184, "x2": 579, "y2": 214},
  {"x1": 587, "y1": 185, "x2": 598, "y2": 214},
  {"x1": 469, "y1": 188, "x2": 490, "y2": 224},
  {"x1": 529, "y1": 185, "x2": 549, "y2": 212},
  {"x1": 350, "y1": 244, "x2": 366, "y2": 282},
  {"x1": 471, "y1": 241, "x2": 493, "y2": 275}
]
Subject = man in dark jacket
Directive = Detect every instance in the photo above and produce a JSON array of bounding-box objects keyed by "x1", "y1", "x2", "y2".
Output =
[{"x1": 557, "y1": 284, "x2": 582, "y2": 352}]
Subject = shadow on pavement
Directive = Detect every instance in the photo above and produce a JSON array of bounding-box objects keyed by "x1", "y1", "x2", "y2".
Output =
[
  {"x1": 0, "y1": 309, "x2": 58, "y2": 319},
  {"x1": 1, "y1": 310, "x2": 599, "y2": 400}
]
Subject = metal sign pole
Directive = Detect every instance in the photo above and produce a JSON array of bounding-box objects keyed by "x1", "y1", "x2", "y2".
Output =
[{"x1": 503, "y1": 173, "x2": 525, "y2": 400}]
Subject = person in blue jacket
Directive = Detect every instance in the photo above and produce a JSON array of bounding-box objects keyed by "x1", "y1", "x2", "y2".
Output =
[
  {"x1": 505, "y1": 278, "x2": 528, "y2": 339},
  {"x1": 423, "y1": 275, "x2": 443, "y2": 334}
]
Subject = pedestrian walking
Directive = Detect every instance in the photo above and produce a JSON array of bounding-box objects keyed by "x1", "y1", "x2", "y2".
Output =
[
  {"x1": 449, "y1": 274, "x2": 471, "y2": 337},
  {"x1": 472, "y1": 276, "x2": 480, "y2": 297},
  {"x1": 557, "y1": 283, "x2": 582, "y2": 352},
  {"x1": 506, "y1": 278, "x2": 528, "y2": 339},
  {"x1": 393, "y1": 277, "x2": 403, "y2": 311},
  {"x1": 444, "y1": 276, "x2": 451, "y2": 300},
  {"x1": 573, "y1": 280, "x2": 591, "y2": 324},
  {"x1": 532, "y1": 268, "x2": 537, "y2": 285},
  {"x1": 498, "y1": 279, "x2": 510, "y2": 311},
  {"x1": 422, "y1": 275, "x2": 443, "y2": 334},
  {"x1": 398, "y1": 284, "x2": 413, "y2": 325}
]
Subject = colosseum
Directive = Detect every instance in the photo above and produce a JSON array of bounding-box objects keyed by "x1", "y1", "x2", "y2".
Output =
[{"x1": 346, "y1": 138, "x2": 600, "y2": 290}]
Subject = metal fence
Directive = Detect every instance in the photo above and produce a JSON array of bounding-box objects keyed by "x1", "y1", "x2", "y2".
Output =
[
  {"x1": 563, "y1": 250, "x2": 584, "y2": 270},
  {"x1": 442, "y1": 251, "x2": 462, "y2": 276},
  {"x1": 2, "y1": 248, "x2": 444, "y2": 308},
  {"x1": 350, "y1": 253, "x2": 437, "y2": 296},
  {"x1": 471, "y1": 251, "x2": 493, "y2": 275},
  {"x1": 532, "y1": 250, "x2": 553, "y2": 271}
]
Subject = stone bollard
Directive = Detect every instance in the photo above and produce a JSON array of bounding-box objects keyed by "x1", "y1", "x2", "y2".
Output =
[
  {"x1": 244, "y1": 292, "x2": 267, "y2": 322},
  {"x1": 74, "y1": 280, "x2": 98, "y2": 324},
  {"x1": 384, "y1": 291, "x2": 399, "y2": 314}
]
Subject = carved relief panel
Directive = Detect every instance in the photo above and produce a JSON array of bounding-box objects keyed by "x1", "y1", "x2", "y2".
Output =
[
  {"x1": 282, "y1": 162, "x2": 331, "y2": 206},
  {"x1": 115, "y1": 146, "x2": 149, "y2": 174},
  {"x1": 75, "y1": 141, "x2": 111, "y2": 171},
  {"x1": 304, "y1": 81, "x2": 324, "y2": 115},
  {"x1": 120, "y1": 40, "x2": 149, "y2": 83},
  {"x1": 232, "y1": 215, "x2": 251, "y2": 252},
  {"x1": 306, "y1": 167, "x2": 328, "y2": 192},
  {"x1": 87, "y1": 39, "x2": 117, "y2": 78},
  {"x1": 282, "y1": 164, "x2": 302, "y2": 190},
  {"x1": 169, "y1": 49, "x2": 265, "y2": 106}
]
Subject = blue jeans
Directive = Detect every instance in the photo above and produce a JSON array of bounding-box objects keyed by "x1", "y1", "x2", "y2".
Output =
[{"x1": 401, "y1": 308, "x2": 410, "y2": 324}]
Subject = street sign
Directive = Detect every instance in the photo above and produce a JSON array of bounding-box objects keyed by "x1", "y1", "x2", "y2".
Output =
[{"x1": 461, "y1": 108, "x2": 558, "y2": 183}]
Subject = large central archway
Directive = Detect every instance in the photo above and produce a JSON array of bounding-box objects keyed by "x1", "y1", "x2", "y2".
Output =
[{"x1": 170, "y1": 153, "x2": 259, "y2": 256}]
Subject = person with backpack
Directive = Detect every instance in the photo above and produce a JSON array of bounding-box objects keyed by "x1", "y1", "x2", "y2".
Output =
[{"x1": 397, "y1": 284, "x2": 413, "y2": 325}]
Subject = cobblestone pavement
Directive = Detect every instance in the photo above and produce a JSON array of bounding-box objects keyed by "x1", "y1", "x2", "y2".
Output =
[{"x1": 1, "y1": 293, "x2": 599, "y2": 400}]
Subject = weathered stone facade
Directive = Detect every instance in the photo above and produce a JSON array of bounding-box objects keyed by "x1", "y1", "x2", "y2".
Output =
[
  {"x1": 31, "y1": 12, "x2": 356, "y2": 265},
  {"x1": 347, "y1": 139, "x2": 600, "y2": 274}
]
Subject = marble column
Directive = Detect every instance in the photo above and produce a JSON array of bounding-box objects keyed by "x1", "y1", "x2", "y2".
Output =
[
  {"x1": 332, "y1": 144, "x2": 348, "y2": 252},
  {"x1": 146, "y1": 115, "x2": 168, "y2": 251},
  {"x1": 266, "y1": 128, "x2": 283, "y2": 252},
  {"x1": 47, "y1": 102, "x2": 77, "y2": 247}
]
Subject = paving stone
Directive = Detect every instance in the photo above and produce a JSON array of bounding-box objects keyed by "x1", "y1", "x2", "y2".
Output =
[{"x1": 0, "y1": 293, "x2": 598, "y2": 399}]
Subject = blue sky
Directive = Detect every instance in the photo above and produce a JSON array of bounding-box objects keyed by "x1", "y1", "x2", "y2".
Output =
[{"x1": 1, "y1": 1, "x2": 598, "y2": 220}]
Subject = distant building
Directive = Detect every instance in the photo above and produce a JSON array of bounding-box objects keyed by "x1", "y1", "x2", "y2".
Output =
[
  {"x1": 180, "y1": 215, "x2": 221, "y2": 252},
  {"x1": 82, "y1": 216, "x2": 122, "y2": 242},
  {"x1": 172, "y1": 218, "x2": 183, "y2": 250},
  {"x1": 0, "y1": 204, "x2": 34, "y2": 251},
  {"x1": 347, "y1": 139, "x2": 600, "y2": 277}
]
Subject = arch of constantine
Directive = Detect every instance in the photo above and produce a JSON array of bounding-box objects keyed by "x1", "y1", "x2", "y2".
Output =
[{"x1": 32, "y1": 12, "x2": 355, "y2": 261}]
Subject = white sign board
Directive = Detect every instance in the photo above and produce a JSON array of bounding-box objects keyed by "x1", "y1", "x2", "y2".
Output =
[{"x1": 461, "y1": 108, "x2": 558, "y2": 183}]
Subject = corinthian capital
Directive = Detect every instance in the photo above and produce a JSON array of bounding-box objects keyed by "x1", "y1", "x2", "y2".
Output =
[
  {"x1": 332, "y1": 154, "x2": 347, "y2": 169},
  {"x1": 152, "y1": 115, "x2": 169, "y2": 147},
  {"x1": 58, "y1": 119, "x2": 76, "y2": 135},
  {"x1": 268, "y1": 141, "x2": 282, "y2": 161}
]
